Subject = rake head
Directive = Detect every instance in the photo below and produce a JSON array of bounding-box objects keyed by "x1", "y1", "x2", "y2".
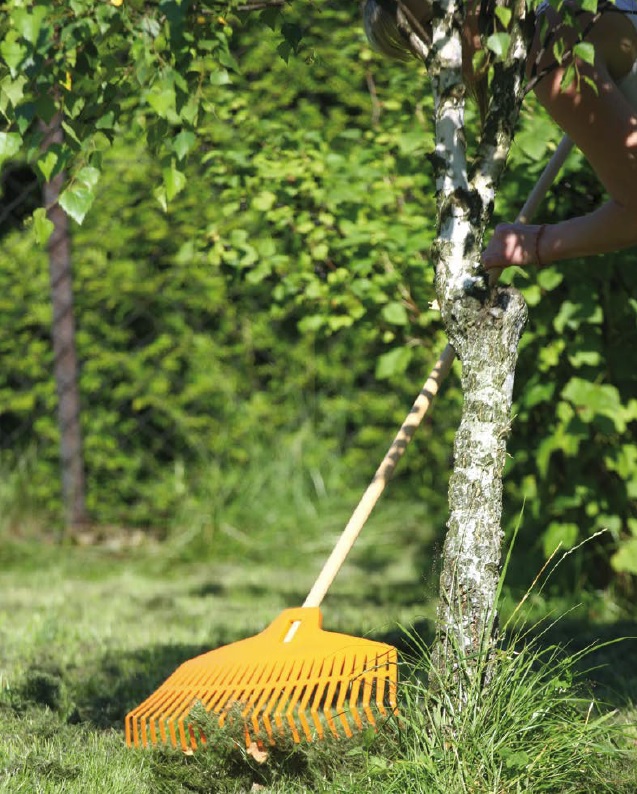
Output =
[{"x1": 125, "y1": 607, "x2": 398, "y2": 751}]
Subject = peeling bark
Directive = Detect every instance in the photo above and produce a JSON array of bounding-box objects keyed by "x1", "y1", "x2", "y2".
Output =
[
  {"x1": 431, "y1": 289, "x2": 526, "y2": 702},
  {"x1": 416, "y1": 0, "x2": 532, "y2": 705}
]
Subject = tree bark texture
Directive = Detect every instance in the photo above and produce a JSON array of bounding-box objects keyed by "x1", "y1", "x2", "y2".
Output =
[
  {"x1": 420, "y1": 0, "x2": 531, "y2": 704},
  {"x1": 40, "y1": 112, "x2": 88, "y2": 531},
  {"x1": 431, "y1": 290, "x2": 526, "y2": 700}
]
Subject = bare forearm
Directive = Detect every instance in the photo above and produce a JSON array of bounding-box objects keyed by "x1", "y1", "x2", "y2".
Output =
[
  {"x1": 482, "y1": 197, "x2": 637, "y2": 271},
  {"x1": 540, "y1": 199, "x2": 637, "y2": 264}
]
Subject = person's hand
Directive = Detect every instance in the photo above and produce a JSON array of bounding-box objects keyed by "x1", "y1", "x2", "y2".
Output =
[{"x1": 482, "y1": 223, "x2": 546, "y2": 271}]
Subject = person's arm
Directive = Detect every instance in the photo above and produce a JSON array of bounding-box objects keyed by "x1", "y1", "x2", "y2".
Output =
[
  {"x1": 483, "y1": 9, "x2": 637, "y2": 270},
  {"x1": 483, "y1": 198, "x2": 637, "y2": 269}
]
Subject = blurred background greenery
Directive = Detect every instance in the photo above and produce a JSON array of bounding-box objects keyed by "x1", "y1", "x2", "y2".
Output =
[{"x1": 1, "y1": 0, "x2": 636, "y2": 603}]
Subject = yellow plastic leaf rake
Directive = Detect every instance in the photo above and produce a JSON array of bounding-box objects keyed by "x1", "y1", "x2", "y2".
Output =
[
  {"x1": 125, "y1": 607, "x2": 397, "y2": 750},
  {"x1": 125, "y1": 353, "x2": 454, "y2": 751}
]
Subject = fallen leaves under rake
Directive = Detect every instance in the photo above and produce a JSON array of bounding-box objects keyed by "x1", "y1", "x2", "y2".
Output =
[{"x1": 125, "y1": 607, "x2": 397, "y2": 751}]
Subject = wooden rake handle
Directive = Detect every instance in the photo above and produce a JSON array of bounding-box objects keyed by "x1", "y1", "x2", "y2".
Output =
[{"x1": 303, "y1": 134, "x2": 574, "y2": 610}]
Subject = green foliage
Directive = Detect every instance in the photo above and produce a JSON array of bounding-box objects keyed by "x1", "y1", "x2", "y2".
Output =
[
  {"x1": 197, "y1": 10, "x2": 441, "y2": 362},
  {"x1": 0, "y1": 0, "x2": 238, "y2": 221},
  {"x1": 0, "y1": 131, "x2": 455, "y2": 529},
  {"x1": 499, "y1": 102, "x2": 637, "y2": 589},
  {"x1": 0, "y1": 0, "x2": 635, "y2": 596},
  {"x1": 0, "y1": 2, "x2": 459, "y2": 534},
  {"x1": 0, "y1": 449, "x2": 49, "y2": 536}
]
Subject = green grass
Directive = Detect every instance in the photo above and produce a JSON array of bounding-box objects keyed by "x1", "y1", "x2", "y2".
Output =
[
  {"x1": 363, "y1": 633, "x2": 637, "y2": 793},
  {"x1": 0, "y1": 494, "x2": 438, "y2": 793},
  {"x1": 2, "y1": 534, "x2": 636, "y2": 793},
  {"x1": 1, "y1": 478, "x2": 637, "y2": 791},
  {"x1": 0, "y1": 449, "x2": 52, "y2": 540}
]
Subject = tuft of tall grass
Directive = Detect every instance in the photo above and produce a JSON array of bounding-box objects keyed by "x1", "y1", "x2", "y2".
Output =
[
  {"x1": 0, "y1": 449, "x2": 53, "y2": 539},
  {"x1": 166, "y1": 423, "x2": 360, "y2": 562},
  {"x1": 350, "y1": 534, "x2": 637, "y2": 794},
  {"x1": 361, "y1": 629, "x2": 632, "y2": 794}
]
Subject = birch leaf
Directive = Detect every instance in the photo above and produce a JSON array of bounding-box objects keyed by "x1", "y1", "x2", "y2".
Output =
[
  {"x1": 0, "y1": 131, "x2": 22, "y2": 165},
  {"x1": 494, "y1": 6, "x2": 512, "y2": 28},
  {"x1": 375, "y1": 346, "x2": 412, "y2": 380},
  {"x1": 573, "y1": 42, "x2": 595, "y2": 66},
  {"x1": 162, "y1": 163, "x2": 187, "y2": 201},
  {"x1": 32, "y1": 208, "x2": 55, "y2": 244},
  {"x1": 59, "y1": 184, "x2": 95, "y2": 224},
  {"x1": 486, "y1": 32, "x2": 510, "y2": 58}
]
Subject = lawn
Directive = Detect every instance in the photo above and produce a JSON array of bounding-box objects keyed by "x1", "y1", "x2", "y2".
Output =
[
  {"x1": 1, "y1": 502, "x2": 636, "y2": 793},
  {"x1": 0, "y1": 501, "x2": 433, "y2": 793}
]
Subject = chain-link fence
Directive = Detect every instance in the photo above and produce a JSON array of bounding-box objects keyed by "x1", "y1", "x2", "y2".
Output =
[
  {"x1": 3, "y1": 159, "x2": 133, "y2": 533},
  {"x1": 1, "y1": 150, "x2": 415, "y2": 541},
  {"x1": 1, "y1": 152, "x2": 265, "y2": 537}
]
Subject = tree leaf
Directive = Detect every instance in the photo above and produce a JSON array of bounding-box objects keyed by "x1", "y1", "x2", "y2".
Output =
[
  {"x1": 252, "y1": 191, "x2": 276, "y2": 211},
  {"x1": 0, "y1": 131, "x2": 22, "y2": 164},
  {"x1": 13, "y1": 6, "x2": 49, "y2": 45},
  {"x1": 75, "y1": 166, "x2": 100, "y2": 189},
  {"x1": 34, "y1": 94, "x2": 58, "y2": 124},
  {"x1": 560, "y1": 63, "x2": 576, "y2": 91},
  {"x1": 542, "y1": 522, "x2": 579, "y2": 557},
  {"x1": 147, "y1": 82, "x2": 176, "y2": 119},
  {"x1": 59, "y1": 184, "x2": 96, "y2": 224},
  {"x1": 209, "y1": 69, "x2": 231, "y2": 86},
  {"x1": 375, "y1": 346, "x2": 412, "y2": 380},
  {"x1": 611, "y1": 538, "x2": 637, "y2": 575},
  {"x1": 494, "y1": 6, "x2": 512, "y2": 28},
  {"x1": 486, "y1": 32, "x2": 510, "y2": 58},
  {"x1": 573, "y1": 42, "x2": 595, "y2": 66},
  {"x1": 172, "y1": 130, "x2": 196, "y2": 160},
  {"x1": 381, "y1": 301, "x2": 409, "y2": 326},
  {"x1": 0, "y1": 33, "x2": 27, "y2": 76},
  {"x1": 36, "y1": 148, "x2": 61, "y2": 182},
  {"x1": 281, "y1": 23, "x2": 303, "y2": 52},
  {"x1": 57, "y1": 167, "x2": 101, "y2": 225},
  {"x1": 568, "y1": 349, "x2": 601, "y2": 368},
  {"x1": 32, "y1": 207, "x2": 55, "y2": 244},
  {"x1": 260, "y1": 6, "x2": 281, "y2": 30},
  {"x1": 562, "y1": 377, "x2": 626, "y2": 431},
  {"x1": 163, "y1": 162, "x2": 187, "y2": 201},
  {"x1": 0, "y1": 74, "x2": 28, "y2": 109}
]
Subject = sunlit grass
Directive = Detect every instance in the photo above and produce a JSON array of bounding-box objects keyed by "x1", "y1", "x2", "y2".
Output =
[
  {"x1": 1, "y1": 451, "x2": 636, "y2": 792},
  {"x1": 359, "y1": 630, "x2": 636, "y2": 793}
]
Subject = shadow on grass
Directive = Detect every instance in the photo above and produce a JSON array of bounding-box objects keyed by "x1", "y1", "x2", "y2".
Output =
[
  {"x1": 16, "y1": 604, "x2": 633, "y2": 739},
  {"x1": 188, "y1": 564, "x2": 436, "y2": 609},
  {"x1": 12, "y1": 608, "x2": 420, "y2": 735},
  {"x1": 67, "y1": 619, "x2": 435, "y2": 732},
  {"x1": 528, "y1": 617, "x2": 637, "y2": 707},
  {"x1": 381, "y1": 615, "x2": 637, "y2": 710},
  {"x1": 13, "y1": 642, "x2": 222, "y2": 731}
]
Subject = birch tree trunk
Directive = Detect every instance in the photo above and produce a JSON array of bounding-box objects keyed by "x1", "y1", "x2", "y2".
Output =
[
  {"x1": 40, "y1": 111, "x2": 89, "y2": 532},
  {"x1": 417, "y1": 0, "x2": 531, "y2": 706}
]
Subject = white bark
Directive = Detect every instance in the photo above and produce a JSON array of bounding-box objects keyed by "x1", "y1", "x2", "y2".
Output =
[{"x1": 423, "y1": 0, "x2": 531, "y2": 703}]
